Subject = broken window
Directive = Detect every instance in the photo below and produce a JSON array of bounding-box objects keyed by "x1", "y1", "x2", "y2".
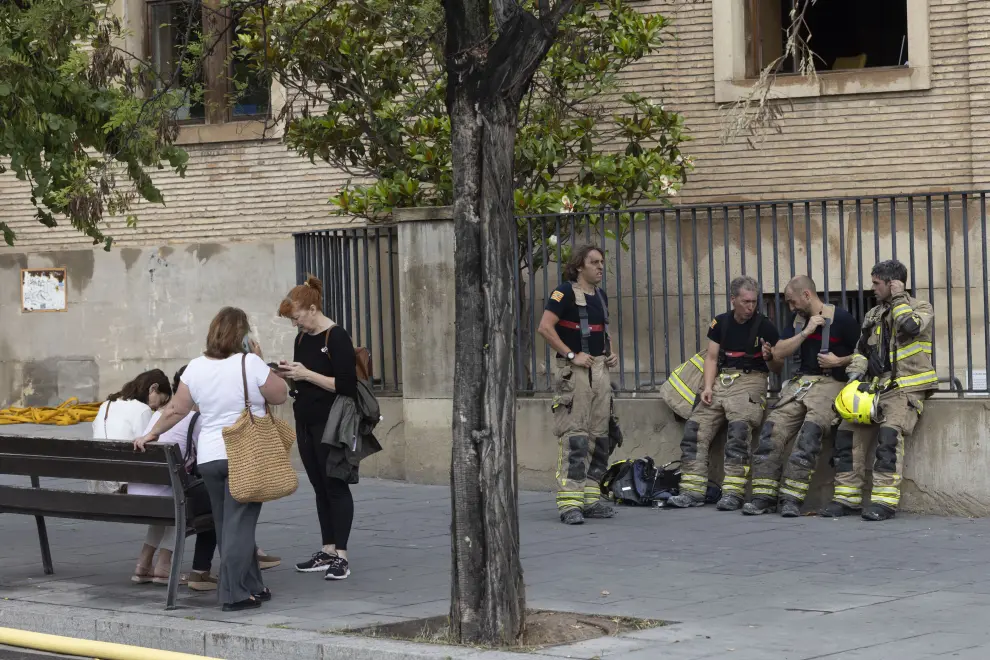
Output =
[{"x1": 746, "y1": 0, "x2": 910, "y2": 77}]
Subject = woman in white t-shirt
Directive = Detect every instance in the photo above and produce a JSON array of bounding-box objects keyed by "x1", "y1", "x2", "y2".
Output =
[
  {"x1": 135, "y1": 307, "x2": 288, "y2": 612},
  {"x1": 92, "y1": 369, "x2": 172, "y2": 583}
]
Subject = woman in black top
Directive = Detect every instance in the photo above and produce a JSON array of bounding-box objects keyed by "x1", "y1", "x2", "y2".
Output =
[{"x1": 277, "y1": 276, "x2": 358, "y2": 580}]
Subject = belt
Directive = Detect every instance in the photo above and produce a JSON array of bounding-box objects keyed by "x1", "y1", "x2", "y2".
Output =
[{"x1": 557, "y1": 320, "x2": 604, "y2": 332}]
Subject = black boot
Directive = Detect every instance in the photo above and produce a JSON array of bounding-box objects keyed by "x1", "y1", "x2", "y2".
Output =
[
  {"x1": 862, "y1": 503, "x2": 896, "y2": 521},
  {"x1": 779, "y1": 500, "x2": 802, "y2": 518},
  {"x1": 741, "y1": 497, "x2": 776, "y2": 516},
  {"x1": 716, "y1": 493, "x2": 744, "y2": 511},
  {"x1": 560, "y1": 509, "x2": 585, "y2": 525},
  {"x1": 820, "y1": 501, "x2": 859, "y2": 518}
]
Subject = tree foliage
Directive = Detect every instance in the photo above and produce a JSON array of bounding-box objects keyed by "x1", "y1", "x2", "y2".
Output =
[
  {"x1": 0, "y1": 0, "x2": 188, "y2": 248},
  {"x1": 240, "y1": 0, "x2": 692, "y2": 222}
]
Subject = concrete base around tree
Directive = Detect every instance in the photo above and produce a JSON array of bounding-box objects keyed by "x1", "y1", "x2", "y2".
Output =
[{"x1": 5, "y1": 470, "x2": 990, "y2": 659}]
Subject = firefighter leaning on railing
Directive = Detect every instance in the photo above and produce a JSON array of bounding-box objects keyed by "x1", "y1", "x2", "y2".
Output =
[{"x1": 823, "y1": 259, "x2": 938, "y2": 522}]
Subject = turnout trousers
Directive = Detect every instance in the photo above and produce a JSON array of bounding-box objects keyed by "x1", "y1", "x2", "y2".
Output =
[
  {"x1": 750, "y1": 376, "x2": 842, "y2": 504},
  {"x1": 678, "y1": 371, "x2": 767, "y2": 498},
  {"x1": 553, "y1": 356, "x2": 612, "y2": 513},
  {"x1": 832, "y1": 389, "x2": 926, "y2": 511}
]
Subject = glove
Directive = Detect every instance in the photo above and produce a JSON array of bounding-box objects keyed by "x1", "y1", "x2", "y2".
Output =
[{"x1": 847, "y1": 371, "x2": 864, "y2": 383}]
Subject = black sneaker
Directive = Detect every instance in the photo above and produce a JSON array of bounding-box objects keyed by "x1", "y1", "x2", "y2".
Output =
[
  {"x1": 295, "y1": 551, "x2": 334, "y2": 573},
  {"x1": 324, "y1": 555, "x2": 351, "y2": 580}
]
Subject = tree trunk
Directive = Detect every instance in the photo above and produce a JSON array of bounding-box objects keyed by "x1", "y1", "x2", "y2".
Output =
[{"x1": 444, "y1": 0, "x2": 575, "y2": 645}]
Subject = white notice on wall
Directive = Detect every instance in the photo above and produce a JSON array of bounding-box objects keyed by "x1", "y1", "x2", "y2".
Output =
[{"x1": 21, "y1": 268, "x2": 67, "y2": 312}]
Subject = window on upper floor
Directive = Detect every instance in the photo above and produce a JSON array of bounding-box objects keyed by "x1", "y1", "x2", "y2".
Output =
[
  {"x1": 746, "y1": 0, "x2": 909, "y2": 77},
  {"x1": 146, "y1": 0, "x2": 270, "y2": 125},
  {"x1": 713, "y1": 0, "x2": 931, "y2": 103}
]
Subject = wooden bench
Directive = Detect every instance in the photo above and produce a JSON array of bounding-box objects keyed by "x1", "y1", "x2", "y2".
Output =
[{"x1": 0, "y1": 435, "x2": 212, "y2": 610}]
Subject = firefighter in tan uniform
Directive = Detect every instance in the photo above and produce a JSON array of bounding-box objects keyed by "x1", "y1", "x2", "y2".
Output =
[
  {"x1": 822, "y1": 259, "x2": 937, "y2": 521},
  {"x1": 538, "y1": 245, "x2": 619, "y2": 525},
  {"x1": 660, "y1": 351, "x2": 707, "y2": 420},
  {"x1": 666, "y1": 276, "x2": 781, "y2": 511},
  {"x1": 741, "y1": 275, "x2": 860, "y2": 517}
]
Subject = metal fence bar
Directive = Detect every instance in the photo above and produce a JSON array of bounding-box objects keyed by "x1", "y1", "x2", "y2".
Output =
[
  {"x1": 375, "y1": 228, "x2": 386, "y2": 388},
  {"x1": 944, "y1": 194, "x2": 955, "y2": 383},
  {"x1": 542, "y1": 218, "x2": 551, "y2": 391},
  {"x1": 838, "y1": 200, "x2": 847, "y2": 310},
  {"x1": 771, "y1": 204, "x2": 782, "y2": 328},
  {"x1": 821, "y1": 200, "x2": 829, "y2": 302},
  {"x1": 675, "y1": 209, "x2": 685, "y2": 364},
  {"x1": 692, "y1": 209, "x2": 701, "y2": 351},
  {"x1": 927, "y1": 196, "x2": 937, "y2": 370},
  {"x1": 856, "y1": 199, "x2": 864, "y2": 321},
  {"x1": 739, "y1": 205, "x2": 746, "y2": 275},
  {"x1": 890, "y1": 196, "x2": 898, "y2": 261},
  {"x1": 645, "y1": 212, "x2": 656, "y2": 388},
  {"x1": 983, "y1": 193, "x2": 990, "y2": 392},
  {"x1": 615, "y1": 213, "x2": 625, "y2": 391},
  {"x1": 804, "y1": 202, "x2": 812, "y2": 277},
  {"x1": 908, "y1": 196, "x2": 918, "y2": 294},
  {"x1": 661, "y1": 210, "x2": 671, "y2": 378},
  {"x1": 723, "y1": 206, "x2": 731, "y2": 309},
  {"x1": 963, "y1": 193, "x2": 973, "y2": 390},
  {"x1": 708, "y1": 207, "x2": 716, "y2": 322},
  {"x1": 631, "y1": 213, "x2": 641, "y2": 389},
  {"x1": 388, "y1": 228, "x2": 399, "y2": 389},
  {"x1": 527, "y1": 220, "x2": 537, "y2": 389}
]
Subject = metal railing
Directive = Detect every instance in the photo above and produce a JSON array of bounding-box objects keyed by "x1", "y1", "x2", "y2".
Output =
[
  {"x1": 515, "y1": 191, "x2": 990, "y2": 395},
  {"x1": 294, "y1": 226, "x2": 402, "y2": 393}
]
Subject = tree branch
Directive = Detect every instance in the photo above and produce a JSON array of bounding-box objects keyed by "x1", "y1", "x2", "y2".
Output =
[{"x1": 493, "y1": 0, "x2": 520, "y2": 30}]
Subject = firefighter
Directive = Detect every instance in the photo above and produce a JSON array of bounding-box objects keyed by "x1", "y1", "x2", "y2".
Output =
[
  {"x1": 537, "y1": 244, "x2": 620, "y2": 525},
  {"x1": 660, "y1": 351, "x2": 707, "y2": 420},
  {"x1": 741, "y1": 275, "x2": 860, "y2": 517},
  {"x1": 666, "y1": 276, "x2": 781, "y2": 511},
  {"x1": 821, "y1": 260, "x2": 936, "y2": 521}
]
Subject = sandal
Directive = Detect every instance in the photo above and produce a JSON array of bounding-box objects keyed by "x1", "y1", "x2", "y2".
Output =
[
  {"x1": 185, "y1": 571, "x2": 218, "y2": 592},
  {"x1": 222, "y1": 597, "x2": 261, "y2": 612},
  {"x1": 131, "y1": 569, "x2": 153, "y2": 585},
  {"x1": 152, "y1": 572, "x2": 187, "y2": 586},
  {"x1": 252, "y1": 587, "x2": 272, "y2": 602}
]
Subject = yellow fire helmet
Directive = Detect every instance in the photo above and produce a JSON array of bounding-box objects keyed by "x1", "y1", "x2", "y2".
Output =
[{"x1": 834, "y1": 380, "x2": 881, "y2": 425}]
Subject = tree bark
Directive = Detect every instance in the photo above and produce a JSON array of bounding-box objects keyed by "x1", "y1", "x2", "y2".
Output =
[{"x1": 444, "y1": 0, "x2": 575, "y2": 645}]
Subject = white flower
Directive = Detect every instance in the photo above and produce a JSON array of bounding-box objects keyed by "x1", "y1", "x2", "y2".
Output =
[
  {"x1": 659, "y1": 175, "x2": 670, "y2": 187},
  {"x1": 674, "y1": 154, "x2": 683, "y2": 165},
  {"x1": 548, "y1": 234, "x2": 559, "y2": 247},
  {"x1": 560, "y1": 195, "x2": 574, "y2": 213}
]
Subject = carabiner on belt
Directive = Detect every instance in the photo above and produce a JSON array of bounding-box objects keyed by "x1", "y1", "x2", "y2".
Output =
[
  {"x1": 719, "y1": 373, "x2": 740, "y2": 388},
  {"x1": 793, "y1": 378, "x2": 816, "y2": 401}
]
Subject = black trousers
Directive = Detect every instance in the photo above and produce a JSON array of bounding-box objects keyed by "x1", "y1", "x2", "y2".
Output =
[{"x1": 296, "y1": 418, "x2": 354, "y2": 551}]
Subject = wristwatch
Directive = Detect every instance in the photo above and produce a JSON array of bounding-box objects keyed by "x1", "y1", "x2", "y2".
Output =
[{"x1": 566, "y1": 351, "x2": 576, "y2": 361}]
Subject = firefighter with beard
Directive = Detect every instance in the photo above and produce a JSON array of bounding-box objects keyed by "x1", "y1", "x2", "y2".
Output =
[
  {"x1": 742, "y1": 275, "x2": 860, "y2": 517},
  {"x1": 666, "y1": 276, "x2": 781, "y2": 511},
  {"x1": 822, "y1": 259, "x2": 937, "y2": 521},
  {"x1": 538, "y1": 245, "x2": 620, "y2": 525}
]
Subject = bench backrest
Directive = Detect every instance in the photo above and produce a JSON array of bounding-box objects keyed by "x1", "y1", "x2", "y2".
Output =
[
  {"x1": 0, "y1": 436, "x2": 193, "y2": 526},
  {"x1": 0, "y1": 435, "x2": 188, "y2": 487}
]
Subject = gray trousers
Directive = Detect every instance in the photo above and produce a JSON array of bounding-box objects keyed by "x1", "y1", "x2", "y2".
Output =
[{"x1": 199, "y1": 460, "x2": 265, "y2": 605}]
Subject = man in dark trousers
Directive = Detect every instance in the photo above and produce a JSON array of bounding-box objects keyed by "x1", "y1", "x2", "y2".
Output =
[
  {"x1": 742, "y1": 275, "x2": 860, "y2": 517},
  {"x1": 538, "y1": 244, "x2": 619, "y2": 525},
  {"x1": 666, "y1": 276, "x2": 781, "y2": 511}
]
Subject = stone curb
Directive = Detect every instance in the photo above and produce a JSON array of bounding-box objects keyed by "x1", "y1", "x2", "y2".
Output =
[{"x1": 0, "y1": 600, "x2": 568, "y2": 660}]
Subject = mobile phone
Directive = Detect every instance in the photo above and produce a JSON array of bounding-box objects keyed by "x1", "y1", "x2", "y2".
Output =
[{"x1": 242, "y1": 333, "x2": 256, "y2": 353}]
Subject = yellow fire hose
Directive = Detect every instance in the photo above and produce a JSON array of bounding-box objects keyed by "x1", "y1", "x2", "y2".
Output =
[
  {"x1": 0, "y1": 626, "x2": 213, "y2": 659},
  {"x1": 0, "y1": 398, "x2": 101, "y2": 426}
]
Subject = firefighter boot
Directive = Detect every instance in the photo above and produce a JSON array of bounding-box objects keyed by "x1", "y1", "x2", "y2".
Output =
[
  {"x1": 560, "y1": 509, "x2": 585, "y2": 525},
  {"x1": 741, "y1": 497, "x2": 777, "y2": 515},
  {"x1": 780, "y1": 500, "x2": 802, "y2": 518},
  {"x1": 716, "y1": 493, "x2": 744, "y2": 511},
  {"x1": 862, "y1": 503, "x2": 896, "y2": 521},
  {"x1": 820, "y1": 500, "x2": 860, "y2": 518},
  {"x1": 584, "y1": 500, "x2": 615, "y2": 519},
  {"x1": 667, "y1": 491, "x2": 705, "y2": 508}
]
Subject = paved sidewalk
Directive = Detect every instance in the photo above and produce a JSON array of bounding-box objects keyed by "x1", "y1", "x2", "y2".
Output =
[{"x1": 3, "y1": 464, "x2": 990, "y2": 658}]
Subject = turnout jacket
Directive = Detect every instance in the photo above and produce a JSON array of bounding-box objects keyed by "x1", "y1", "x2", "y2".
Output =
[{"x1": 851, "y1": 291, "x2": 937, "y2": 394}]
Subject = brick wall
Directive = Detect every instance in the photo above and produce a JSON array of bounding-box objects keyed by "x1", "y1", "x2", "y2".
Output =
[{"x1": 0, "y1": 0, "x2": 984, "y2": 252}]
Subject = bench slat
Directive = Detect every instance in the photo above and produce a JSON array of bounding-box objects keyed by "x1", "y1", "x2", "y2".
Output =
[
  {"x1": 0, "y1": 436, "x2": 175, "y2": 464},
  {"x1": 0, "y1": 486, "x2": 177, "y2": 524},
  {"x1": 0, "y1": 455, "x2": 173, "y2": 485}
]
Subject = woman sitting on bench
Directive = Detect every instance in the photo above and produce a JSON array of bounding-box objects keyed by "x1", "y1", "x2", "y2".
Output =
[{"x1": 92, "y1": 369, "x2": 173, "y2": 584}]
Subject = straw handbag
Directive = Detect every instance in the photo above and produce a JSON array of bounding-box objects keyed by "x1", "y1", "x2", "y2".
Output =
[{"x1": 222, "y1": 354, "x2": 298, "y2": 503}]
